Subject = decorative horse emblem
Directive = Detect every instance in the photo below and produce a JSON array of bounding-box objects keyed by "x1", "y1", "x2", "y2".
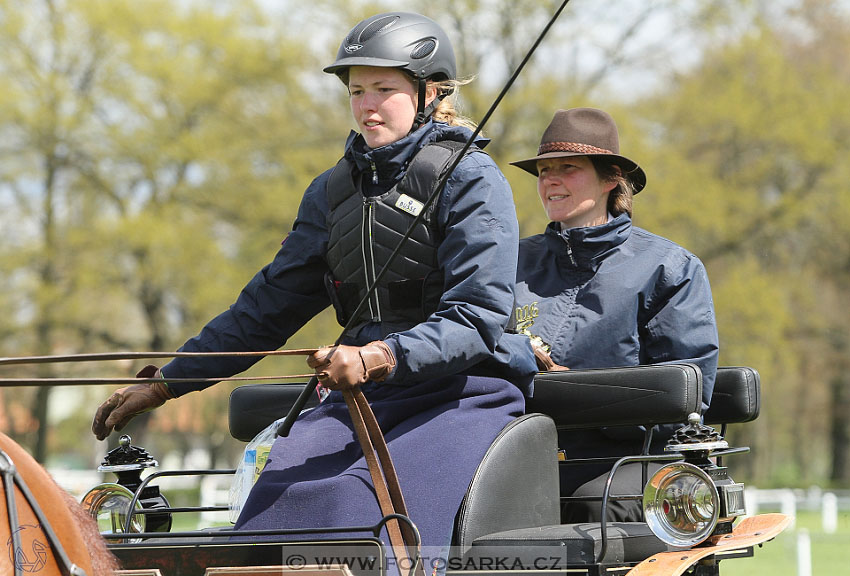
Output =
[{"x1": 8, "y1": 524, "x2": 48, "y2": 573}]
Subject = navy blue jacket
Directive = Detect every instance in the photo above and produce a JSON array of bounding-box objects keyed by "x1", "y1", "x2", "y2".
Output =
[
  {"x1": 162, "y1": 121, "x2": 537, "y2": 396},
  {"x1": 507, "y1": 213, "x2": 718, "y2": 408},
  {"x1": 504, "y1": 214, "x2": 718, "y2": 485}
]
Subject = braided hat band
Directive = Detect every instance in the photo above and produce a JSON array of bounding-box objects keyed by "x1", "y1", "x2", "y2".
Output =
[
  {"x1": 510, "y1": 107, "x2": 646, "y2": 193},
  {"x1": 538, "y1": 141, "x2": 613, "y2": 155}
]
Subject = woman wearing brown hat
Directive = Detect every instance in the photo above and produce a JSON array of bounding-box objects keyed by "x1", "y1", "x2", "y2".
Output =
[{"x1": 507, "y1": 107, "x2": 719, "y2": 522}]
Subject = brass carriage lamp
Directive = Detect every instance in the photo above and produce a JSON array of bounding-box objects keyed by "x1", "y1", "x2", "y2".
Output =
[
  {"x1": 82, "y1": 434, "x2": 172, "y2": 538},
  {"x1": 643, "y1": 413, "x2": 747, "y2": 548}
]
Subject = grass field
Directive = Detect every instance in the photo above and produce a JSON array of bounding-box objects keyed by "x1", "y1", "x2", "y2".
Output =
[{"x1": 721, "y1": 509, "x2": 850, "y2": 576}]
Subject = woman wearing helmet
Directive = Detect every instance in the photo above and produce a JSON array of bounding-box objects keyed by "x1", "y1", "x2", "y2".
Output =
[{"x1": 92, "y1": 10, "x2": 536, "y2": 566}]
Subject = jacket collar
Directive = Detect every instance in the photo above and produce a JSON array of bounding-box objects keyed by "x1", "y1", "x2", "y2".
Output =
[
  {"x1": 544, "y1": 212, "x2": 632, "y2": 270},
  {"x1": 344, "y1": 121, "x2": 488, "y2": 193}
]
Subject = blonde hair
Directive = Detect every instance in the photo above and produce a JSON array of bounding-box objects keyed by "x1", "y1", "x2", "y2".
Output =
[{"x1": 429, "y1": 78, "x2": 478, "y2": 130}]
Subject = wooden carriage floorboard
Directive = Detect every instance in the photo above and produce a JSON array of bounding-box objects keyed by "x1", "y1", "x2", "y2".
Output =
[{"x1": 625, "y1": 514, "x2": 791, "y2": 576}]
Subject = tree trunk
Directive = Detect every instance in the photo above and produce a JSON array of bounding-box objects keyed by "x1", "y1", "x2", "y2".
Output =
[
  {"x1": 829, "y1": 372, "x2": 850, "y2": 482},
  {"x1": 828, "y1": 325, "x2": 850, "y2": 482},
  {"x1": 32, "y1": 151, "x2": 59, "y2": 463}
]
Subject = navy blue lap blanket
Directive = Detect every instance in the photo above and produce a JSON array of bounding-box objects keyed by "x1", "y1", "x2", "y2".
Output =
[{"x1": 235, "y1": 375, "x2": 525, "y2": 554}]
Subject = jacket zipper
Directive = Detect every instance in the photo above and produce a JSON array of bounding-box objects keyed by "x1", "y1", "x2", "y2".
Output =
[
  {"x1": 560, "y1": 232, "x2": 578, "y2": 267},
  {"x1": 361, "y1": 198, "x2": 381, "y2": 321},
  {"x1": 370, "y1": 161, "x2": 379, "y2": 185}
]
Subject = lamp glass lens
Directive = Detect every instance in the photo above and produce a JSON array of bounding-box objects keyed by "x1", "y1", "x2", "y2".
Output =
[
  {"x1": 82, "y1": 483, "x2": 145, "y2": 538},
  {"x1": 644, "y1": 462, "x2": 719, "y2": 547}
]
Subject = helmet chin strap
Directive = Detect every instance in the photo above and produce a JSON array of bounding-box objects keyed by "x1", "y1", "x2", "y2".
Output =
[
  {"x1": 411, "y1": 77, "x2": 431, "y2": 132},
  {"x1": 411, "y1": 76, "x2": 453, "y2": 132}
]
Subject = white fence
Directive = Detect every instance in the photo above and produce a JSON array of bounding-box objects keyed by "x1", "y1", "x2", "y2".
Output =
[
  {"x1": 745, "y1": 487, "x2": 850, "y2": 576},
  {"x1": 744, "y1": 486, "x2": 850, "y2": 533}
]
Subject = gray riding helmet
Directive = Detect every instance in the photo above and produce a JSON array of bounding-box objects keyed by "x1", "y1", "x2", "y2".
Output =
[{"x1": 324, "y1": 12, "x2": 457, "y2": 127}]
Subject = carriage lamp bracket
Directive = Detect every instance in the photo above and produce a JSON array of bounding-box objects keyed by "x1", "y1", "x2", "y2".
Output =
[
  {"x1": 663, "y1": 413, "x2": 747, "y2": 528},
  {"x1": 96, "y1": 434, "x2": 172, "y2": 533}
]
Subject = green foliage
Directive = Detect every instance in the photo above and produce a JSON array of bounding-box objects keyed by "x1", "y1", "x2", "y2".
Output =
[
  {"x1": 0, "y1": 0, "x2": 344, "y2": 456},
  {"x1": 632, "y1": 7, "x2": 850, "y2": 486},
  {"x1": 1, "y1": 0, "x2": 848, "y2": 489}
]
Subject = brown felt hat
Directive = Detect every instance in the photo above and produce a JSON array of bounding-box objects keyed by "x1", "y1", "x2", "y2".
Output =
[{"x1": 510, "y1": 107, "x2": 646, "y2": 193}]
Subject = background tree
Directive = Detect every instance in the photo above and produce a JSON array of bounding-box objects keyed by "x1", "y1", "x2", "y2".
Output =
[
  {"x1": 633, "y1": 0, "x2": 850, "y2": 485},
  {"x1": 0, "y1": 0, "x2": 344, "y2": 462},
  {"x1": 1, "y1": 0, "x2": 848, "y2": 489}
]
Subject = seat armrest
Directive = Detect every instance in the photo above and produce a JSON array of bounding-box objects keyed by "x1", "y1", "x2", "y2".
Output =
[
  {"x1": 526, "y1": 364, "x2": 703, "y2": 430},
  {"x1": 229, "y1": 383, "x2": 319, "y2": 442},
  {"x1": 703, "y1": 366, "x2": 760, "y2": 425},
  {"x1": 454, "y1": 413, "x2": 560, "y2": 554}
]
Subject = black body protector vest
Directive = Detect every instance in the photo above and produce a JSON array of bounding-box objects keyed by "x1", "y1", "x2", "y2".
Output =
[{"x1": 325, "y1": 140, "x2": 472, "y2": 336}]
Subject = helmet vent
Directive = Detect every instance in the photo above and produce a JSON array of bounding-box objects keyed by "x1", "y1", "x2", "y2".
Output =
[
  {"x1": 410, "y1": 38, "x2": 437, "y2": 60},
  {"x1": 359, "y1": 15, "x2": 399, "y2": 43}
]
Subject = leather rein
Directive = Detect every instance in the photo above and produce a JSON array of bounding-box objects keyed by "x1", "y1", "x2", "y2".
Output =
[
  {"x1": 0, "y1": 348, "x2": 319, "y2": 386},
  {"x1": 0, "y1": 347, "x2": 424, "y2": 575}
]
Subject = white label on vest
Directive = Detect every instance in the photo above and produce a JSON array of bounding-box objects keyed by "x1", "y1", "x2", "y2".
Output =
[{"x1": 395, "y1": 194, "x2": 424, "y2": 217}]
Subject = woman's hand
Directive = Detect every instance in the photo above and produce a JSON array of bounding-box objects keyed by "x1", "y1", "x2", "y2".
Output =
[
  {"x1": 307, "y1": 341, "x2": 396, "y2": 390},
  {"x1": 529, "y1": 337, "x2": 570, "y2": 372},
  {"x1": 91, "y1": 365, "x2": 175, "y2": 440}
]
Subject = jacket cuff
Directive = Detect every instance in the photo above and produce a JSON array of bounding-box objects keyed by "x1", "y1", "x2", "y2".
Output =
[{"x1": 377, "y1": 339, "x2": 402, "y2": 383}]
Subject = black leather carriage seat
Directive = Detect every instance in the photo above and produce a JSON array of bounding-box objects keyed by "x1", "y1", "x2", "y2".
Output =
[
  {"x1": 704, "y1": 366, "x2": 760, "y2": 426},
  {"x1": 525, "y1": 363, "x2": 703, "y2": 429},
  {"x1": 455, "y1": 365, "x2": 761, "y2": 567},
  {"x1": 451, "y1": 413, "x2": 560, "y2": 553},
  {"x1": 227, "y1": 365, "x2": 760, "y2": 444},
  {"x1": 453, "y1": 364, "x2": 702, "y2": 564},
  {"x1": 229, "y1": 383, "x2": 320, "y2": 442},
  {"x1": 226, "y1": 365, "x2": 761, "y2": 567}
]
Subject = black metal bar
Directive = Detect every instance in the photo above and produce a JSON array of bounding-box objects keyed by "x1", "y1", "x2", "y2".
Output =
[
  {"x1": 639, "y1": 426, "x2": 655, "y2": 522},
  {"x1": 134, "y1": 505, "x2": 229, "y2": 514},
  {"x1": 104, "y1": 516, "x2": 414, "y2": 542},
  {"x1": 560, "y1": 455, "x2": 636, "y2": 465},
  {"x1": 704, "y1": 446, "x2": 749, "y2": 457},
  {"x1": 561, "y1": 494, "x2": 643, "y2": 503},
  {"x1": 561, "y1": 446, "x2": 749, "y2": 468},
  {"x1": 376, "y1": 513, "x2": 423, "y2": 576},
  {"x1": 277, "y1": 375, "x2": 319, "y2": 437},
  {"x1": 104, "y1": 525, "x2": 385, "y2": 541},
  {"x1": 122, "y1": 468, "x2": 236, "y2": 534},
  {"x1": 595, "y1": 453, "x2": 687, "y2": 565},
  {"x1": 717, "y1": 423, "x2": 729, "y2": 467}
]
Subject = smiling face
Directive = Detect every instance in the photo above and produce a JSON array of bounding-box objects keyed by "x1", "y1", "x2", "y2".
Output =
[
  {"x1": 348, "y1": 66, "x2": 437, "y2": 149},
  {"x1": 536, "y1": 155, "x2": 618, "y2": 230}
]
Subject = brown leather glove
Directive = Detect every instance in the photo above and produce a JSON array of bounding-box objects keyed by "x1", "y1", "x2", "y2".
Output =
[
  {"x1": 530, "y1": 339, "x2": 570, "y2": 372},
  {"x1": 91, "y1": 364, "x2": 175, "y2": 441},
  {"x1": 306, "y1": 341, "x2": 396, "y2": 391}
]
